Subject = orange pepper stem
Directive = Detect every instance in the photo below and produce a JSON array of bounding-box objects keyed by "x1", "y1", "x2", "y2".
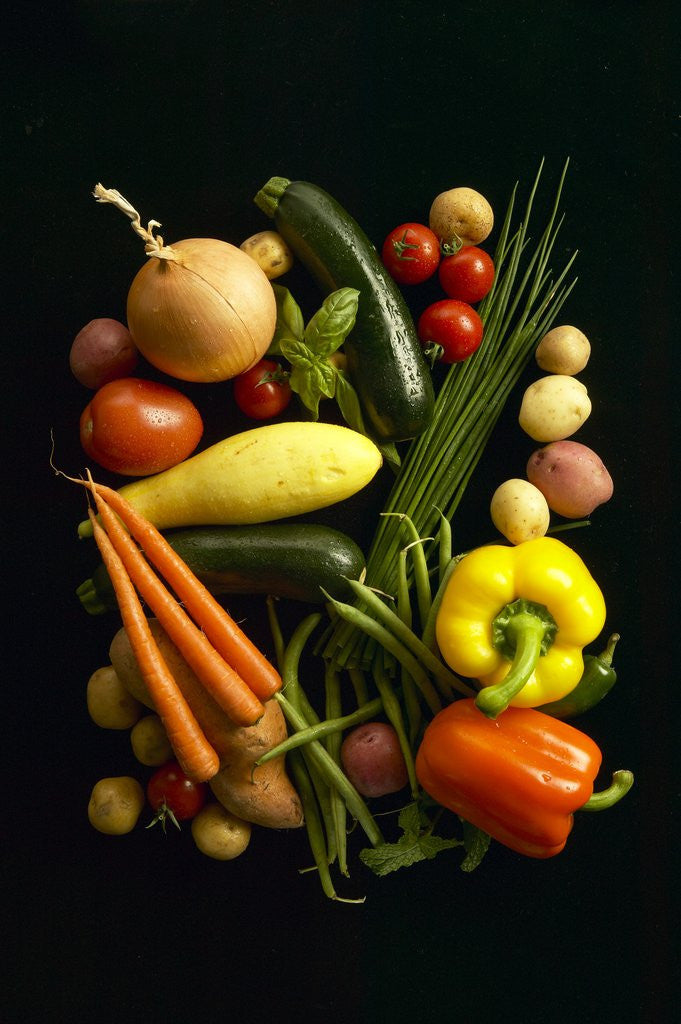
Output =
[
  {"x1": 475, "y1": 599, "x2": 557, "y2": 719},
  {"x1": 580, "y1": 769, "x2": 634, "y2": 811}
]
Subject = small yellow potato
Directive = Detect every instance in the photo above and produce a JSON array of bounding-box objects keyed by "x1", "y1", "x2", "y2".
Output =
[
  {"x1": 191, "y1": 803, "x2": 252, "y2": 861},
  {"x1": 518, "y1": 375, "x2": 592, "y2": 442},
  {"x1": 240, "y1": 230, "x2": 293, "y2": 280},
  {"x1": 130, "y1": 714, "x2": 173, "y2": 767},
  {"x1": 535, "y1": 325, "x2": 591, "y2": 375},
  {"x1": 429, "y1": 187, "x2": 494, "y2": 247},
  {"x1": 490, "y1": 479, "x2": 550, "y2": 545},
  {"x1": 87, "y1": 665, "x2": 143, "y2": 730},
  {"x1": 88, "y1": 776, "x2": 145, "y2": 835}
]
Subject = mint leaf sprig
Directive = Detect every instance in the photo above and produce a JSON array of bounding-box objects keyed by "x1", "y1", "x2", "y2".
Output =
[
  {"x1": 359, "y1": 802, "x2": 462, "y2": 876},
  {"x1": 268, "y1": 284, "x2": 400, "y2": 466}
]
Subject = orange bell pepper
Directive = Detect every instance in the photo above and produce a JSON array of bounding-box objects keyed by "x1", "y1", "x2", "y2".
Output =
[{"x1": 415, "y1": 699, "x2": 632, "y2": 858}]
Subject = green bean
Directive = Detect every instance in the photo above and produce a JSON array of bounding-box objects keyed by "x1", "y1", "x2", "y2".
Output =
[
  {"x1": 396, "y1": 546, "x2": 421, "y2": 744},
  {"x1": 282, "y1": 612, "x2": 323, "y2": 719},
  {"x1": 372, "y1": 659, "x2": 419, "y2": 799},
  {"x1": 265, "y1": 595, "x2": 286, "y2": 673},
  {"x1": 323, "y1": 592, "x2": 443, "y2": 715},
  {"x1": 274, "y1": 690, "x2": 383, "y2": 846},
  {"x1": 343, "y1": 578, "x2": 473, "y2": 700},
  {"x1": 325, "y1": 663, "x2": 348, "y2": 877},
  {"x1": 420, "y1": 553, "x2": 466, "y2": 655},
  {"x1": 288, "y1": 750, "x2": 363, "y2": 903},
  {"x1": 381, "y1": 513, "x2": 432, "y2": 626},
  {"x1": 255, "y1": 696, "x2": 384, "y2": 766},
  {"x1": 277, "y1": 611, "x2": 339, "y2": 860},
  {"x1": 348, "y1": 667, "x2": 370, "y2": 708},
  {"x1": 435, "y1": 508, "x2": 452, "y2": 585}
]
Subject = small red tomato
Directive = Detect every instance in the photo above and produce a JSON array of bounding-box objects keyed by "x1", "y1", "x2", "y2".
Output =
[
  {"x1": 381, "y1": 223, "x2": 441, "y2": 285},
  {"x1": 79, "y1": 377, "x2": 203, "y2": 476},
  {"x1": 146, "y1": 761, "x2": 207, "y2": 831},
  {"x1": 233, "y1": 358, "x2": 292, "y2": 420},
  {"x1": 417, "y1": 299, "x2": 484, "y2": 363},
  {"x1": 438, "y1": 246, "x2": 495, "y2": 304}
]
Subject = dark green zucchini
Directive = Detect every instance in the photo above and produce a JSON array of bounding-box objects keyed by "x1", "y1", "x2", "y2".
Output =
[
  {"x1": 254, "y1": 176, "x2": 434, "y2": 443},
  {"x1": 77, "y1": 523, "x2": 366, "y2": 614}
]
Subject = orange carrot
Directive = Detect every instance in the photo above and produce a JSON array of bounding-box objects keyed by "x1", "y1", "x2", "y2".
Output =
[
  {"x1": 90, "y1": 487, "x2": 265, "y2": 728},
  {"x1": 88, "y1": 510, "x2": 219, "y2": 783},
  {"x1": 86, "y1": 481, "x2": 282, "y2": 701}
]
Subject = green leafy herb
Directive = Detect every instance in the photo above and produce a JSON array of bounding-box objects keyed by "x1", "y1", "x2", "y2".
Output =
[
  {"x1": 269, "y1": 284, "x2": 358, "y2": 420},
  {"x1": 359, "y1": 802, "x2": 461, "y2": 877},
  {"x1": 460, "y1": 820, "x2": 491, "y2": 872},
  {"x1": 268, "y1": 284, "x2": 400, "y2": 465}
]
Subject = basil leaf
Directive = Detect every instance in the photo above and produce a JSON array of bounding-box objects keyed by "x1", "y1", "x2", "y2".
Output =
[
  {"x1": 282, "y1": 339, "x2": 336, "y2": 419},
  {"x1": 335, "y1": 371, "x2": 401, "y2": 467},
  {"x1": 334, "y1": 371, "x2": 365, "y2": 434},
  {"x1": 304, "y1": 287, "x2": 359, "y2": 358},
  {"x1": 269, "y1": 284, "x2": 304, "y2": 355}
]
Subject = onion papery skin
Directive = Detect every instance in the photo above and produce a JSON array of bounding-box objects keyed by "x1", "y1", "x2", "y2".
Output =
[{"x1": 126, "y1": 238, "x2": 277, "y2": 383}]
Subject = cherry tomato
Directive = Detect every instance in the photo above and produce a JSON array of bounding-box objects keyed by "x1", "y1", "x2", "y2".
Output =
[
  {"x1": 381, "y1": 223, "x2": 441, "y2": 285},
  {"x1": 438, "y1": 246, "x2": 495, "y2": 304},
  {"x1": 146, "y1": 761, "x2": 207, "y2": 831},
  {"x1": 417, "y1": 299, "x2": 484, "y2": 363},
  {"x1": 233, "y1": 358, "x2": 292, "y2": 420},
  {"x1": 79, "y1": 377, "x2": 203, "y2": 476}
]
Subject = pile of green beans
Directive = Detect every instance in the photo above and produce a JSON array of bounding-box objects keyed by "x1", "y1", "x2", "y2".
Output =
[{"x1": 263, "y1": 516, "x2": 475, "y2": 899}]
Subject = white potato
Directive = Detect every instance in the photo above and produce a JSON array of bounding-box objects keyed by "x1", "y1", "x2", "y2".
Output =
[
  {"x1": 428, "y1": 187, "x2": 494, "y2": 247},
  {"x1": 535, "y1": 325, "x2": 591, "y2": 375},
  {"x1": 240, "y1": 230, "x2": 293, "y2": 279},
  {"x1": 88, "y1": 776, "x2": 145, "y2": 835},
  {"x1": 490, "y1": 479, "x2": 550, "y2": 545},
  {"x1": 191, "y1": 803, "x2": 252, "y2": 861},
  {"x1": 518, "y1": 375, "x2": 591, "y2": 441},
  {"x1": 87, "y1": 665, "x2": 143, "y2": 730},
  {"x1": 130, "y1": 714, "x2": 173, "y2": 767}
]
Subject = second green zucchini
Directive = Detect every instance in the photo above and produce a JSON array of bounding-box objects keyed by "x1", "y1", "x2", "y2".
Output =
[{"x1": 77, "y1": 523, "x2": 366, "y2": 614}]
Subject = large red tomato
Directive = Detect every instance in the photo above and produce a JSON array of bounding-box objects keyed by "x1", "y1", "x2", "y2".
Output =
[{"x1": 79, "y1": 377, "x2": 203, "y2": 476}]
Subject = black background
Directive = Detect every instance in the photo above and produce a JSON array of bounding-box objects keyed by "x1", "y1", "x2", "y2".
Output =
[{"x1": 3, "y1": 2, "x2": 679, "y2": 1022}]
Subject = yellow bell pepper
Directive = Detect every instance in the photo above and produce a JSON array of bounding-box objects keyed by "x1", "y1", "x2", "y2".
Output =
[{"x1": 435, "y1": 537, "x2": 606, "y2": 718}]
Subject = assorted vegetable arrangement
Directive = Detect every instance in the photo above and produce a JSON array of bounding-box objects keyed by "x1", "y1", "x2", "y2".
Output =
[{"x1": 62, "y1": 162, "x2": 631, "y2": 898}]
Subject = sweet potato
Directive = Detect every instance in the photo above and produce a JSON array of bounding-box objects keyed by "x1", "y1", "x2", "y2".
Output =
[{"x1": 109, "y1": 621, "x2": 304, "y2": 830}]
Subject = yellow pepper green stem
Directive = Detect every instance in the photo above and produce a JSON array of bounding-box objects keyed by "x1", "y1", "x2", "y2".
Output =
[{"x1": 476, "y1": 599, "x2": 557, "y2": 719}]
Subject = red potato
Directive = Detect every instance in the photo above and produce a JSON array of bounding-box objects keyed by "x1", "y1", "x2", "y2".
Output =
[
  {"x1": 340, "y1": 722, "x2": 408, "y2": 798},
  {"x1": 527, "y1": 440, "x2": 614, "y2": 518},
  {"x1": 70, "y1": 318, "x2": 138, "y2": 388}
]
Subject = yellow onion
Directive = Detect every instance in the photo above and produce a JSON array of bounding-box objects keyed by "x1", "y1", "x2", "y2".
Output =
[{"x1": 93, "y1": 184, "x2": 276, "y2": 383}]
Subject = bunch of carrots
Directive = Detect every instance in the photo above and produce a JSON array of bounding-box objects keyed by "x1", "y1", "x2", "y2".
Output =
[{"x1": 79, "y1": 471, "x2": 281, "y2": 782}]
